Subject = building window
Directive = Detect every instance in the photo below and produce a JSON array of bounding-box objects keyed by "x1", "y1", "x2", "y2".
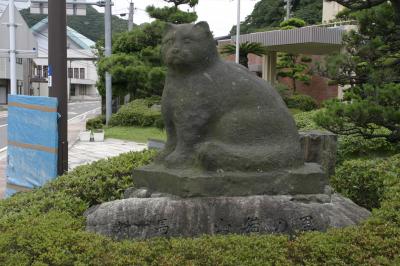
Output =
[
  {"x1": 68, "y1": 68, "x2": 73, "y2": 78},
  {"x1": 37, "y1": 65, "x2": 42, "y2": 78},
  {"x1": 16, "y1": 58, "x2": 22, "y2": 64},
  {"x1": 70, "y1": 85, "x2": 76, "y2": 96},
  {"x1": 74, "y1": 68, "x2": 79, "y2": 79},
  {"x1": 43, "y1": 66, "x2": 48, "y2": 78},
  {"x1": 80, "y1": 68, "x2": 85, "y2": 79}
]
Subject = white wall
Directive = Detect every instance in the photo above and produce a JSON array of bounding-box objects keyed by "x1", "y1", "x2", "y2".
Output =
[
  {"x1": 323, "y1": 0, "x2": 345, "y2": 22},
  {"x1": 0, "y1": 58, "x2": 24, "y2": 80}
]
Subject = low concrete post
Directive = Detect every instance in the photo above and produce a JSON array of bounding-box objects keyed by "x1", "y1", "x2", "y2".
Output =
[
  {"x1": 299, "y1": 131, "x2": 337, "y2": 177},
  {"x1": 262, "y1": 52, "x2": 277, "y2": 83}
]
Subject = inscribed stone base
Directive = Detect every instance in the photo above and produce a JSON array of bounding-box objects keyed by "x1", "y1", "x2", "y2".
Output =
[
  {"x1": 85, "y1": 193, "x2": 370, "y2": 240},
  {"x1": 132, "y1": 163, "x2": 328, "y2": 198}
]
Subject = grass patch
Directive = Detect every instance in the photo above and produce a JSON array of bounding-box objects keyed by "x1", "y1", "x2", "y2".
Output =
[{"x1": 105, "y1": 126, "x2": 166, "y2": 143}]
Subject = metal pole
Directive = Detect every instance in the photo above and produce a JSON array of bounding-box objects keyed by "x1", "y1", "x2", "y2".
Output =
[
  {"x1": 286, "y1": 0, "x2": 291, "y2": 21},
  {"x1": 235, "y1": 0, "x2": 240, "y2": 64},
  {"x1": 48, "y1": 0, "x2": 68, "y2": 175},
  {"x1": 128, "y1": 1, "x2": 134, "y2": 31},
  {"x1": 105, "y1": 0, "x2": 112, "y2": 125},
  {"x1": 9, "y1": 0, "x2": 17, "y2": 95}
]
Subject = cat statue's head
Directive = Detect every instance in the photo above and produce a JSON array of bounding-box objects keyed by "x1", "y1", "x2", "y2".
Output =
[{"x1": 161, "y1": 22, "x2": 219, "y2": 70}]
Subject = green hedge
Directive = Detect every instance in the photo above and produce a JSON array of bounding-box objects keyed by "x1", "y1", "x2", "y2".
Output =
[
  {"x1": 86, "y1": 115, "x2": 105, "y2": 130},
  {"x1": 0, "y1": 148, "x2": 400, "y2": 265},
  {"x1": 293, "y1": 110, "x2": 323, "y2": 131},
  {"x1": 332, "y1": 156, "x2": 397, "y2": 210},
  {"x1": 336, "y1": 132, "x2": 399, "y2": 164},
  {"x1": 286, "y1": 94, "x2": 318, "y2": 111},
  {"x1": 109, "y1": 99, "x2": 162, "y2": 127}
]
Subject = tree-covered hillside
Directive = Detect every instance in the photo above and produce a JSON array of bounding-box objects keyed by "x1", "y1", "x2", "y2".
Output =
[
  {"x1": 230, "y1": 0, "x2": 323, "y2": 35},
  {"x1": 20, "y1": 6, "x2": 129, "y2": 42}
]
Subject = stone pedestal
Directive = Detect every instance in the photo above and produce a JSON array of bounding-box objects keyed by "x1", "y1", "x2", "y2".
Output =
[
  {"x1": 85, "y1": 193, "x2": 370, "y2": 240},
  {"x1": 132, "y1": 163, "x2": 328, "y2": 198},
  {"x1": 84, "y1": 131, "x2": 370, "y2": 240}
]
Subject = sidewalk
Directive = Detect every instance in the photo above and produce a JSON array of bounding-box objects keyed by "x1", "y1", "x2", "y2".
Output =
[{"x1": 69, "y1": 139, "x2": 147, "y2": 170}]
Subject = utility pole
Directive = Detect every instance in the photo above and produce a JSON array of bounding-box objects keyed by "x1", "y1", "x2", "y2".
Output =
[
  {"x1": 285, "y1": 0, "x2": 292, "y2": 21},
  {"x1": 9, "y1": 0, "x2": 17, "y2": 95},
  {"x1": 48, "y1": 0, "x2": 68, "y2": 175},
  {"x1": 105, "y1": 0, "x2": 112, "y2": 125},
  {"x1": 128, "y1": 0, "x2": 134, "y2": 31},
  {"x1": 235, "y1": 0, "x2": 240, "y2": 64}
]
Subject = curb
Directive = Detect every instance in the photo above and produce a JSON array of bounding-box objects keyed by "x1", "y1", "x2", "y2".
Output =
[
  {"x1": 0, "y1": 148, "x2": 6, "y2": 161},
  {"x1": 68, "y1": 107, "x2": 101, "y2": 149}
]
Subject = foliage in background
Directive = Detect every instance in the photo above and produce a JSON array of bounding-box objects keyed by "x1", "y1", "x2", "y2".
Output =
[
  {"x1": 162, "y1": 0, "x2": 198, "y2": 8},
  {"x1": 96, "y1": 0, "x2": 198, "y2": 101},
  {"x1": 20, "y1": 6, "x2": 128, "y2": 42},
  {"x1": 109, "y1": 98, "x2": 163, "y2": 128},
  {"x1": 96, "y1": 21, "x2": 166, "y2": 100},
  {"x1": 279, "y1": 17, "x2": 306, "y2": 29},
  {"x1": 315, "y1": 83, "x2": 400, "y2": 143},
  {"x1": 146, "y1": 6, "x2": 197, "y2": 24},
  {"x1": 316, "y1": 3, "x2": 400, "y2": 144},
  {"x1": 277, "y1": 53, "x2": 312, "y2": 92},
  {"x1": 286, "y1": 94, "x2": 318, "y2": 111},
  {"x1": 277, "y1": 83, "x2": 318, "y2": 112},
  {"x1": 230, "y1": 0, "x2": 322, "y2": 35},
  {"x1": 276, "y1": 18, "x2": 312, "y2": 93},
  {"x1": 293, "y1": 110, "x2": 323, "y2": 131},
  {"x1": 220, "y1": 42, "x2": 268, "y2": 68},
  {"x1": 336, "y1": 133, "x2": 399, "y2": 164},
  {"x1": 86, "y1": 115, "x2": 105, "y2": 131},
  {"x1": 329, "y1": 0, "x2": 400, "y2": 23}
]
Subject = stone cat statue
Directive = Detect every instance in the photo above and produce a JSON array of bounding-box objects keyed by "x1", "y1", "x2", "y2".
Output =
[{"x1": 158, "y1": 21, "x2": 304, "y2": 172}]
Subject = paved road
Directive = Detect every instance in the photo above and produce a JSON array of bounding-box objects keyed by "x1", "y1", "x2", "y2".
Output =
[
  {"x1": 68, "y1": 101, "x2": 101, "y2": 120},
  {"x1": 0, "y1": 101, "x2": 101, "y2": 150}
]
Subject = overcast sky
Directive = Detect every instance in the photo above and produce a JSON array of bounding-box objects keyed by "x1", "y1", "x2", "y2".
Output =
[
  {"x1": 1, "y1": 0, "x2": 260, "y2": 37},
  {"x1": 96, "y1": 0, "x2": 260, "y2": 37}
]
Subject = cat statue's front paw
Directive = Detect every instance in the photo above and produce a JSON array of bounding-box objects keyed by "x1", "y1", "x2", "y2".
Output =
[{"x1": 164, "y1": 151, "x2": 194, "y2": 169}]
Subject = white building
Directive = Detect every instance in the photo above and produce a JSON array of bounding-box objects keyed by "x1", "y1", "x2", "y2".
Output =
[
  {"x1": 0, "y1": 5, "x2": 37, "y2": 105},
  {"x1": 30, "y1": 18, "x2": 99, "y2": 101}
]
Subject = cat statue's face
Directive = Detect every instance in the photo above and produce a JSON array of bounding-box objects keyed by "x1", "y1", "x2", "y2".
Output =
[{"x1": 161, "y1": 22, "x2": 218, "y2": 70}]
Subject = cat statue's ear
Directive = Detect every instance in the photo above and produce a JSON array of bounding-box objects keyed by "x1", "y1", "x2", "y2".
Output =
[{"x1": 194, "y1": 21, "x2": 211, "y2": 33}]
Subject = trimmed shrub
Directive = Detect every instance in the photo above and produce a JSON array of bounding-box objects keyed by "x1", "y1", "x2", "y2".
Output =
[
  {"x1": 1, "y1": 149, "x2": 400, "y2": 264},
  {"x1": 293, "y1": 110, "x2": 324, "y2": 131},
  {"x1": 86, "y1": 115, "x2": 105, "y2": 130},
  {"x1": 286, "y1": 94, "x2": 318, "y2": 111},
  {"x1": 109, "y1": 99, "x2": 162, "y2": 127},
  {"x1": 337, "y1": 133, "x2": 399, "y2": 163},
  {"x1": 332, "y1": 158, "x2": 385, "y2": 210}
]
